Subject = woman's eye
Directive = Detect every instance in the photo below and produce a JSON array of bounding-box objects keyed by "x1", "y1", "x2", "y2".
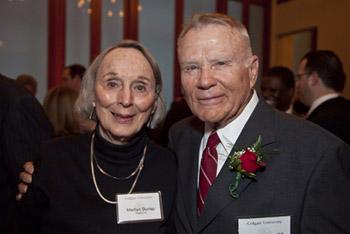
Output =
[
  {"x1": 106, "y1": 81, "x2": 118, "y2": 88},
  {"x1": 134, "y1": 84, "x2": 146, "y2": 92}
]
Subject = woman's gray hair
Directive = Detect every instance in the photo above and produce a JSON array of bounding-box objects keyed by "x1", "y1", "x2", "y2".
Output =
[{"x1": 75, "y1": 40, "x2": 166, "y2": 129}]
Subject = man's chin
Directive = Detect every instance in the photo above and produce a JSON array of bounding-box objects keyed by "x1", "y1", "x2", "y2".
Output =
[
  {"x1": 197, "y1": 112, "x2": 224, "y2": 126},
  {"x1": 265, "y1": 99, "x2": 277, "y2": 107}
]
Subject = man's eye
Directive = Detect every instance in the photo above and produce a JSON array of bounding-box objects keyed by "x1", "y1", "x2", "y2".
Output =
[
  {"x1": 217, "y1": 61, "x2": 227, "y2": 66},
  {"x1": 212, "y1": 61, "x2": 230, "y2": 69},
  {"x1": 184, "y1": 65, "x2": 199, "y2": 72}
]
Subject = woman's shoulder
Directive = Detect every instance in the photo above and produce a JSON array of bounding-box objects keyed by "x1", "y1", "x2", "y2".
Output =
[
  {"x1": 40, "y1": 133, "x2": 91, "y2": 161},
  {"x1": 44, "y1": 133, "x2": 90, "y2": 148}
]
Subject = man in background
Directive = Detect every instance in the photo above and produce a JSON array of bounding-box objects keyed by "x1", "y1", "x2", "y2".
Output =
[
  {"x1": 261, "y1": 66, "x2": 295, "y2": 113},
  {"x1": 62, "y1": 64, "x2": 86, "y2": 92},
  {"x1": 296, "y1": 50, "x2": 350, "y2": 145},
  {"x1": 0, "y1": 74, "x2": 52, "y2": 233},
  {"x1": 16, "y1": 74, "x2": 37, "y2": 96}
]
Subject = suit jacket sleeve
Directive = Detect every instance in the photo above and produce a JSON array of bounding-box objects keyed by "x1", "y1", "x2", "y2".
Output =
[
  {"x1": 301, "y1": 141, "x2": 350, "y2": 233},
  {"x1": 2, "y1": 94, "x2": 53, "y2": 180}
]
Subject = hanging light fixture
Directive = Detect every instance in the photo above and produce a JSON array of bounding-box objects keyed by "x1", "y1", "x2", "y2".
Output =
[{"x1": 76, "y1": 0, "x2": 142, "y2": 17}]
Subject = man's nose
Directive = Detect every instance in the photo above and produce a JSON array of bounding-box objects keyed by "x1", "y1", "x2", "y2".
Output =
[{"x1": 197, "y1": 66, "x2": 216, "y2": 89}]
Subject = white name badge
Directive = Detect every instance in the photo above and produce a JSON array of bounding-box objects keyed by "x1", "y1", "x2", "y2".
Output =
[
  {"x1": 238, "y1": 215, "x2": 291, "y2": 234},
  {"x1": 116, "y1": 192, "x2": 164, "y2": 224}
]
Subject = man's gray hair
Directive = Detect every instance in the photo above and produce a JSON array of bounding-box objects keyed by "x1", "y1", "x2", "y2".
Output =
[
  {"x1": 75, "y1": 40, "x2": 166, "y2": 129},
  {"x1": 178, "y1": 13, "x2": 253, "y2": 58}
]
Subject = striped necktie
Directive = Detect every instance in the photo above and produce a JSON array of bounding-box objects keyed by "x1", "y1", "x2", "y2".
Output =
[{"x1": 197, "y1": 131, "x2": 220, "y2": 215}]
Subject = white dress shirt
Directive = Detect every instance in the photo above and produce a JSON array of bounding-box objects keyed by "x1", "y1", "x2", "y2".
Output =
[
  {"x1": 197, "y1": 91, "x2": 259, "y2": 184},
  {"x1": 307, "y1": 93, "x2": 340, "y2": 116}
]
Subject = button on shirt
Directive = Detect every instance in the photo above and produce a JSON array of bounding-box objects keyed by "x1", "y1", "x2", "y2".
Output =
[{"x1": 197, "y1": 91, "x2": 259, "y2": 184}]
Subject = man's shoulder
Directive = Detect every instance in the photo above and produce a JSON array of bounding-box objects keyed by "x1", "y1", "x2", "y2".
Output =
[
  {"x1": 169, "y1": 115, "x2": 202, "y2": 135},
  {"x1": 308, "y1": 96, "x2": 350, "y2": 122},
  {"x1": 0, "y1": 74, "x2": 31, "y2": 102},
  {"x1": 254, "y1": 102, "x2": 335, "y2": 143},
  {"x1": 314, "y1": 96, "x2": 350, "y2": 113}
]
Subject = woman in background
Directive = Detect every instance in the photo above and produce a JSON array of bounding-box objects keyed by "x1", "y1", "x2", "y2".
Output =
[{"x1": 43, "y1": 86, "x2": 80, "y2": 136}]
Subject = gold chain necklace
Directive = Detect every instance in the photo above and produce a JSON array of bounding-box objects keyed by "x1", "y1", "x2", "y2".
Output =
[
  {"x1": 94, "y1": 143, "x2": 146, "y2": 180},
  {"x1": 90, "y1": 133, "x2": 147, "y2": 204}
]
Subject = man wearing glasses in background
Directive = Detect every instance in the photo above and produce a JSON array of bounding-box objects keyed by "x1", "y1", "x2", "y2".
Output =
[{"x1": 296, "y1": 50, "x2": 350, "y2": 145}]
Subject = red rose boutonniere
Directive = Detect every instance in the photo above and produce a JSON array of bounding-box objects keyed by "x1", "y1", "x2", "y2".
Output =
[{"x1": 228, "y1": 136, "x2": 266, "y2": 198}]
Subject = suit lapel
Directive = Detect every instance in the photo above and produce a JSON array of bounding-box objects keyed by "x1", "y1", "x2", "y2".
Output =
[
  {"x1": 197, "y1": 101, "x2": 277, "y2": 232},
  {"x1": 178, "y1": 118, "x2": 203, "y2": 231}
]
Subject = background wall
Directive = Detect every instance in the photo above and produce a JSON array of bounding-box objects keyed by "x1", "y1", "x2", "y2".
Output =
[
  {"x1": 0, "y1": 0, "x2": 47, "y2": 102},
  {"x1": 270, "y1": 0, "x2": 350, "y2": 98}
]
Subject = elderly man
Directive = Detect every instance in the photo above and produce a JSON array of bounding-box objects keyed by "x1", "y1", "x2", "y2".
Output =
[
  {"x1": 169, "y1": 13, "x2": 350, "y2": 234},
  {"x1": 296, "y1": 50, "x2": 350, "y2": 145}
]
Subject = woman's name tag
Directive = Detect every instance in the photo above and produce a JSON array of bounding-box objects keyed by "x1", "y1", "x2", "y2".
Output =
[{"x1": 116, "y1": 191, "x2": 164, "y2": 224}]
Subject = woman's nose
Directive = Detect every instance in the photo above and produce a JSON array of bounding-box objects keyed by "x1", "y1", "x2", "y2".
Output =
[{"x1": 118, "y1": 87, "x2": 133, "y2": 107}]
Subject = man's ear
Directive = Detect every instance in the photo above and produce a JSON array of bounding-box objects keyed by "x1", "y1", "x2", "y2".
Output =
[
  {"x1": 248, "y1": 55, "x2": 259, "y2": 88},
  {"x1": 308, "y1": 72, "x2": 319, "y2": 86}
]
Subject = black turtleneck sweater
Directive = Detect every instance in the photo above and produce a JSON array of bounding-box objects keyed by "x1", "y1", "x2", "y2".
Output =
[{"x1": 23, "y1": 128, "x2": 176, "y2": 234}]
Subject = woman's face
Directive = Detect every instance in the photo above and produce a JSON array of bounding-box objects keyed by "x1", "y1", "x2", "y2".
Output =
[{"x1": 94, "y1": 47, "x2": 156, "y2": 144}]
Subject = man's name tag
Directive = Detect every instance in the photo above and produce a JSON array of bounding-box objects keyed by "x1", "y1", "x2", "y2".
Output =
[
  {"x1": 238, "y1": 215, "x2": 290, "y2": 234},
  {"x1": 116, "y1": 192, "x2": 164, "y2": 224}
]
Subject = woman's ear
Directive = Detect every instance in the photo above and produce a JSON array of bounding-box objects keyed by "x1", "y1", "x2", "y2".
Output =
[
  {"x1": 89, "y1": 102, "x2": 97, "y2": 121},
  {"x1": 151, "y1": 98, "x2": 158, "y2": 117}
]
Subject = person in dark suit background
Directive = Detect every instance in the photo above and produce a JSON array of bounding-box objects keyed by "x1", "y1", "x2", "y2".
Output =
[
  {"x1": 16, "y1": 74, "x2": 38, "y2": 97},
  {"x1": 169, "y1": 13, "x2": 350, "y2": 234},
  {"x1": 296, "y1": 50, "x2": 350, "y2": 145},
  {"x1": 0, "y1": 74, "x2": 52, "y2": 233},
  {"x1": 261, "y1": 66, "x2": 295, "y2": 113},
  {"x1": 61, "y1": 64, "x2": 86, "y2": 92}
]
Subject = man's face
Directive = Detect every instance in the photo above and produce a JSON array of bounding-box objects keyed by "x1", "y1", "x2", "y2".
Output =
[
  {"x1": 295, "y1": 59, "x2": 312, "y2": 106},
  {"x1": 62, "y1": 68, "x2": 81, "y2": 92},
  {"x1": 261, "y1": 76, "x2": 294, "y2": 111},
  {"x1": 178, "y1": 25, "x2": 258, "y2": 127}
]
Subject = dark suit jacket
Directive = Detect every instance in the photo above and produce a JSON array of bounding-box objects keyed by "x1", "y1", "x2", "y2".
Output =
[
  {"x1": 307, "y1": 96, "x2": 350, "y2": 145},
  {"x1": 0, "y1": 74, "x2": 53, "y2": 233},
  {"x1": 169, "y1": 100, "x2": 350, "y2": 234}
]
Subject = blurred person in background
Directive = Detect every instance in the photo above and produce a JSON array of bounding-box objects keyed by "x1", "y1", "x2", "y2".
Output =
[
  {"x1": 16, "y1": 74, "x2": 38, "y2": 96},
  {"x1": 62, "y1": 64, "x2": 86, "y2": 92},
  {"x1": 43, "y1": 86, "x2": 80, "y2": 137},
  {"x1": 296, "y1": 50, "x2": 350, "y2": 145},
  {"x1": 261, "y1": 66, "x2": 295, "y2": 113},
  {"x1": 0, "y1": 74, "x2": 52, "y2": 234}
]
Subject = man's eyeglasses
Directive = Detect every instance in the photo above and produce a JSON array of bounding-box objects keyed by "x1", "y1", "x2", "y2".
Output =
[{"x1": 295, "y1": 72, "x2": 311, "y2": 80}]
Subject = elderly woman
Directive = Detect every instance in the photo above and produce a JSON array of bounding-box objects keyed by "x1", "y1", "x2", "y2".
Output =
[{"x1": 19, "y1": 40, "x2": 176, "y2": 234}]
